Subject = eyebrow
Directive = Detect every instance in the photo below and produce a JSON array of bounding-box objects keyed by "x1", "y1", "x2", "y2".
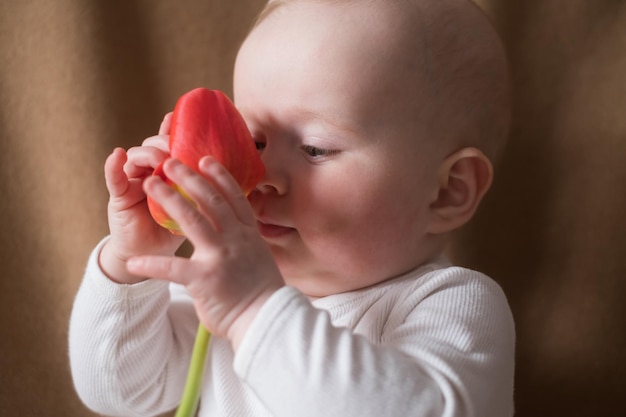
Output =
[{"x1": 297, "y1": 108, "x2": 360, "y2": 137}]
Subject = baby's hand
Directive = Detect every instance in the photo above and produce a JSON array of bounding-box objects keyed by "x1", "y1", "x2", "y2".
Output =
[
  {"x1": 126, "y1": 156, "x2": 284, "y2": 347},
  {"x1": 100, "y1": 113, "x2": 185, "y2": 284}
]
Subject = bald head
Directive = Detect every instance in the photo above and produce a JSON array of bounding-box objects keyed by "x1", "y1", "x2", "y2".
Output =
[
  {"x1": 413, "y1": 0, "x2": 511, "y2": 161},
  {"x1": 246, "y1": 0, "x2": 510, "y2": 161}
]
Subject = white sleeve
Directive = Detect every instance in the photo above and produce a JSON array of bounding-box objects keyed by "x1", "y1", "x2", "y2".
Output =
[
  {"x1": 233, "y1": 271, "x2": 515, "y2": 417},
  {"x1": 68, "y1": 239, "x2": 199, "y2": 417}
]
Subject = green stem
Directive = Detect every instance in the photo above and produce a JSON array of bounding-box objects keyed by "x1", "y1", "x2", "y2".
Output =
[{"x1": 175, "y1": 324, "x2": 211, "y2": 417}]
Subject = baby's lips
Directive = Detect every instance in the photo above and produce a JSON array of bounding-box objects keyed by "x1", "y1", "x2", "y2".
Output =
[{"x1": 146, "y1": 88, "x2": 266, "y2": 234}]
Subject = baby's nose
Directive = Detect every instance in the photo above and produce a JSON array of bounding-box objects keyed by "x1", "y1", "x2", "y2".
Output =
[
  {"x1": 254, "y1": 167, "x2": 288, "y2": 196},
  {"x1": 251, "y1": 149, "x2": 285, "y2": 197}
]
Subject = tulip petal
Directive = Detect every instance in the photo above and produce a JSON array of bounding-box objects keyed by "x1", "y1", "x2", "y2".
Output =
[{"x1": 147, "y1": 88, "x2": 264, "y2": 233}]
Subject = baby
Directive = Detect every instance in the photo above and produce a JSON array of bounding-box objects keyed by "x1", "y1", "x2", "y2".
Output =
[{"x1": 70, "y1": 0, "x2": 515, "y2": 416}]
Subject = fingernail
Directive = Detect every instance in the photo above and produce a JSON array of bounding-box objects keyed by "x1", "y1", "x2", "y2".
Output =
[
  {"x1": 199, "y1": 155, "x2": 213, "y2": 168},
  {"x1": 165, "y1": 158, "x2": 180, "y2": 169}
]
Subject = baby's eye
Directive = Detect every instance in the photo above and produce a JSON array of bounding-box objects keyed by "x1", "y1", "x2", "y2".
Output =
[{"x1": 302, "y1": 145, "x2": 338, "y2": 159}]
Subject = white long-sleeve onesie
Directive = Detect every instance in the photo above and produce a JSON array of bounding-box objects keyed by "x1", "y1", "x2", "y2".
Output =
[{"x1": 69, "y1": 240, "x2": 515, "y2": 417}]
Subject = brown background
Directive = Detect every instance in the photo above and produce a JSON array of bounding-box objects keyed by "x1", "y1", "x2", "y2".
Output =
[{"x1": 0, "y1": 1, "x2": 624, "y2": 416}]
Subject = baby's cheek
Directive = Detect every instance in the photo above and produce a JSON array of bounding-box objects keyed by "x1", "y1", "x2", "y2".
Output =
[{"x1": 302, "y1": 209, "x2": 388, "y2": 264}]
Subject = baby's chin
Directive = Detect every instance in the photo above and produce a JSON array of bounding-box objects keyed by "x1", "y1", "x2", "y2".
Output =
[
  {"x1": 279, "y1": 271, "x2": 344, "y2": 299},
  {"x1": 280, "y1": 270, "x2": 388, "y2": 299}
]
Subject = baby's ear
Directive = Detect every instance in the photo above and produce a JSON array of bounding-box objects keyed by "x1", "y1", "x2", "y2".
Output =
[{"x1": 427, "y1": 147, "x2": 493, "y2": 235}]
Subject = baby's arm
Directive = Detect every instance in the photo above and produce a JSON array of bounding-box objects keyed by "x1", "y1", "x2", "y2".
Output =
[
  {"x1": 71, "y1": 125, "x2": 284, "y2": 415},
  {"x1": 233, "y1": 272, "x2": 515, "y2": 417},
  {"x1": 125, "y1": 156, "x2": 285, "y2": 343},
  {"x1": 70, "y1": 115, "x2": 193, "y2": 415},
  {"x1": 69, "y1": 241, "x2": 197, "y2": 416},
  {"x1": 100, "y1": 113, "x2": 185, "y2": 284}
]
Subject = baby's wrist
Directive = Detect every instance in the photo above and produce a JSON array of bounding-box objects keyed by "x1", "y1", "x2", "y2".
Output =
[
  {"x1": 99, "y1": 241, "x2": 147, "y2": 285},
  {"x1": 228, "y1": 286, "x2": 282, "y2": 351}
]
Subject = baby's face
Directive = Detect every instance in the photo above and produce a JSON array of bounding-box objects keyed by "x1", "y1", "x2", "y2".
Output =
[{"x1": 234, "y1": 1, "x2": 442, "y2": 296}]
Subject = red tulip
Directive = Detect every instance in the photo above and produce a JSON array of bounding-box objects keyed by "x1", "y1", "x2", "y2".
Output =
[{"x1": 147, "y1": 88, "x2": 265, "y2": 234}]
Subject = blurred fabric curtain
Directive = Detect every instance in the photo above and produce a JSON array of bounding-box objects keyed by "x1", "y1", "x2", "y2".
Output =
[{"x1": 1, "y1": 1, "x2": 624, "y2": 416}]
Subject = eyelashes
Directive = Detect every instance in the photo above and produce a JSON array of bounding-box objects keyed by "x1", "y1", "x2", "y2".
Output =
[
  {"x1": 253, "y1": 135, "x2": 340, "y2": 162},
  {"x1": 301, "y1": 145, "x2": 339, "y2": 158}
]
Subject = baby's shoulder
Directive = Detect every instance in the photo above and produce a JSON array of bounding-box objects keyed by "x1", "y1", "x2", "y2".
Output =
[
  {"x1": 397, "y1": 264, "x2": 506, "y2": 302},
  {"x1": 315, "y1": 262, "x2": 512, "y2": 339},
  {"x1": 382, "y1": 264, "x2": 512, "y2": 327}
]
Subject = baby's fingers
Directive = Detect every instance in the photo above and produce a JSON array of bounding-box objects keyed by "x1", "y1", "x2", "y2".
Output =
[
  {"x1": 104, "y1": 148, "x2": 129, "y2": 198},
  {"x1": 199, "y1": 156, "x2": 258, "y2": 227},
  {"x1": 141, "y1": 134, "x2": 170, "y2": 154},
  {"x1": 105, "y1": 147, "x2": 152, "y2": 210},
  {"x1": 158, "y1": 112, "x2": 173, "y2": 135},
  {"x1": 159, "y1": 159, "x2": 253, "y2": 243},
  {"x1": 143, "y1": 171, "x2": 220, "y2": 246},
  {"x1": 124, "y1": 141, "x2": 169, "y2": 178},
  {"x1": 126, "y1": 254, "x2": 191, "y2": 286}
]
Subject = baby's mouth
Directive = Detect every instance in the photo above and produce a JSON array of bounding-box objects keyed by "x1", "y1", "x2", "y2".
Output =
[{"x1": 256, "y1": 220, "x2": 295, "y2": 239}]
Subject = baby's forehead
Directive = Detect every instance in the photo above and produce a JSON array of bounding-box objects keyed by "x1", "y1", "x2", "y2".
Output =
[
  {"x1": 248, "y1": 0, "x2": 510, "y2": 158},
  {"x1": 254, "y1": 1, "x2": 430, "y2": 75},
  {"x1": 259, "y1": 0, "x2": 427, "y2": 39},
  {"x1": 253, "y1": 1, "x2": 466, "y2": 84},
  {"x1": 255, "y1": 0, "x2": 499, "y2": 66}
]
